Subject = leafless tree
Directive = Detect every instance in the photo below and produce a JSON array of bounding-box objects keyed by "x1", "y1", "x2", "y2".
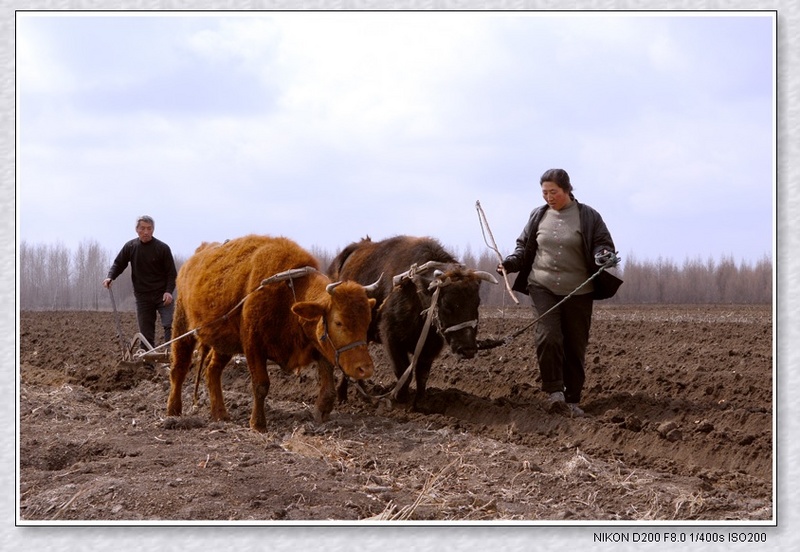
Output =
[
  {"x1": 17, "y1": 240, "x2": 772, "y2": 309},
  {"x1": 73, "y1": 239, "x2": 108, "y2": 310}
]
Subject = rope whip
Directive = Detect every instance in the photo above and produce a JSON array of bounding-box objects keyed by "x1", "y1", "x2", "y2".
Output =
[
  {"x1": 476, "y1": 252, "x2": 621, "y2": 350},
  {"x1": 476, "y1": 200, "x2": 519, "y2": 304}
]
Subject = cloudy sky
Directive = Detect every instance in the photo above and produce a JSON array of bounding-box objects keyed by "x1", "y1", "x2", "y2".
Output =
[{"x1": 16, "y1": 10, "x2": 775, "y2": 266}]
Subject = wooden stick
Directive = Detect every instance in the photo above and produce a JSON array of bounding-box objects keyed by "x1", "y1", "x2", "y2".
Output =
[{"x1": 476, "y1": 200, "x2": 519, "y2": 304}]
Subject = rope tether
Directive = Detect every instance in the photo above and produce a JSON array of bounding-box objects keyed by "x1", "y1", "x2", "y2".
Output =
[
  {"x1": 138, "y1": 266, "x2": 319, "y2": 360},
  {"x1": 476, "y1": 252, "x2": 621, "y2": 350}
]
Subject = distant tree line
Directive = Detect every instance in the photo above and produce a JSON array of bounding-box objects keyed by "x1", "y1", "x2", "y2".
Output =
[{"x1": 17, "y1": 240, "x2": 772, "y2": 311}]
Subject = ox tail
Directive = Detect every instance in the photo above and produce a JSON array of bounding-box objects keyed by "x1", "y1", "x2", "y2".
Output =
[
  {"x1": 171, "y1": 299, "x2": 189, "y2": 358},
  {"x1": 192, "y1": 345, "x2": 211, "y2": 408}
]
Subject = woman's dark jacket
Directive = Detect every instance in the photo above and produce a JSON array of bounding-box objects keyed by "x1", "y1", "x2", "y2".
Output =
[{"x1": 502, "y1": 199, "x2": 621, "y2": 300}]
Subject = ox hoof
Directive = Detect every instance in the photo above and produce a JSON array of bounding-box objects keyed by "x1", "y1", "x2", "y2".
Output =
[
  {"x1": 336, "y1": 380, "x2": 349, "y2": 404},
  {"x1": 210, "y1": 411, "x2": 231, "y2": 422},
  {"x1": 393, "y1": 389, "x2": 411, "y2": 404},
  {"x1": 376, "y1": 398, "x2": 394, "y2": 416},
  {"x1": 310, "y1": 406, "x2": 331, "y2": 424}
]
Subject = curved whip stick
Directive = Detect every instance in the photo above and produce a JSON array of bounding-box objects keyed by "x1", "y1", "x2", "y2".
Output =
[{"x1": 476, "y1": 200, "x2": 519, "y2": 304}]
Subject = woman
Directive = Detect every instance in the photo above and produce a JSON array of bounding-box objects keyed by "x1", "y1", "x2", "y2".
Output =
[{"x1": 500, "y1": 168, "x2": 621, "y2": 417}]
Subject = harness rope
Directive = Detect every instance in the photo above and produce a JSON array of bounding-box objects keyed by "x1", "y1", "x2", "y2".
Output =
[
  {"x1": 132, "y1": 266, "x2": 320, "y2": 360},
  {"x1": 476, "y1": 252, "x2": 621, "y2": 350},
  {"x1": 352, "y1": 264, "x2": 480, "y2": 402},
  {"x1": 352, "y1": 285, "x2": 442, "y2": 402},
  {"x1": 390, "y1": 285, "x2": 441, "y2": 401}
]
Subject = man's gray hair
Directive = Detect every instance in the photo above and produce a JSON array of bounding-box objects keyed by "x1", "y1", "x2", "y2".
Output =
[{"x1": 136, "y1": 215, "x2": 155, "y2": 227}]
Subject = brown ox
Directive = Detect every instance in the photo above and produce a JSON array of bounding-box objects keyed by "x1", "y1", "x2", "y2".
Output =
[{"x1": 166, "y1": 235, "x2": 377, "y2": 431}]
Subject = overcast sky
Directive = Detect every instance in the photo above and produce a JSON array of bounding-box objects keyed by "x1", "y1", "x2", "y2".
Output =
[{"x1": 16, "y1": 10, "x2": 775, "y2": 266}]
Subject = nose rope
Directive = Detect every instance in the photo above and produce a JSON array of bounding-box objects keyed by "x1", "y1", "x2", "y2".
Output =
[
  {"x1": 440, "y1": 318, "x2": 477, "y2": 334},
  {"x1": 423, "y1": 284, "x2": 478, "y2": 336},
  {"x1": 320, "y1": 317, "x2": 367, "y2": 370}
]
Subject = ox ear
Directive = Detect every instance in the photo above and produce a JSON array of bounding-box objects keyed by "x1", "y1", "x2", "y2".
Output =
[{"x1": 292, "y1": 301, "x2": 326, "y2": 321}]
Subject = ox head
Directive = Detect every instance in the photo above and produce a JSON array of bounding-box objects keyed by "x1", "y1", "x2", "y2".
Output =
[
  {"x1": 291, "y1": 279, "x2": 379, "y2": 380},
  {"x1": 395, "y1": 262, "x2": 498, "y2": 359},
  {"x1": 429, "y1": 266, "x2": 497, "y2": 359}
]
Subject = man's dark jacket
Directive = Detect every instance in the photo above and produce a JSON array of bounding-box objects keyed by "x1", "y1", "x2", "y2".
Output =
[
  {"x1": 502, "y1": 199, "x2": 622, "y2": 300},
  {"x1": 107, "y1": 237, "x2": 177, "y2": 296}
]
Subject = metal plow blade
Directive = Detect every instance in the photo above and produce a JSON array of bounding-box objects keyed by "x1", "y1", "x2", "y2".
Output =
[{"x1": 116, "y1": 333, "x2": 170, "y2": 368}]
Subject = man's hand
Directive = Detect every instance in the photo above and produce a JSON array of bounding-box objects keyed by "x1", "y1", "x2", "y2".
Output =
[{"x1": 163, "y1": 292, "x2": 174, "y2": 306}]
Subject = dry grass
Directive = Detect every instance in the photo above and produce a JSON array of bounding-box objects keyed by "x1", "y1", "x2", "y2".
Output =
[
  {"x1": 364, "y1": 456, "x2": 464, "y2": 521},
  {"x1": 280, "y1": 426, "x2": 360, "y2": 470},
  {"x1": 549, "y1": 449, "x2": 710, "y2": 520}
]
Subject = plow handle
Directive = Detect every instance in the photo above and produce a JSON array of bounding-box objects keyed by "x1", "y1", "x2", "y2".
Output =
[{"x1": 108, "y1": 287, "x2": 129, "y2": 359}]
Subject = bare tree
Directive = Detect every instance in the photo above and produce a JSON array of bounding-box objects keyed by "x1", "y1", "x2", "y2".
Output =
[
  {"x1": 17, "y1": 239, "x2": 773, "y2": 309},
  {"x1": 19, "y1": 241, "x2": 45, "y2": 309},
  {"x1": 73, "y1": 239, "x2": 108, "y2": 310}
]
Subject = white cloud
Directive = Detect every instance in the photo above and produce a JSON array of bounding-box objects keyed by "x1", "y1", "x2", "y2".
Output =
[{"x1": 16, "y1": 12, "x2": 775, "y2": 264}]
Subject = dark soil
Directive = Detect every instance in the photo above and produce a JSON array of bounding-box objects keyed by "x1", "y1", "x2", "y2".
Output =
[{"x1": 17, "y1": 305, "x2": 773, "y2": 523}]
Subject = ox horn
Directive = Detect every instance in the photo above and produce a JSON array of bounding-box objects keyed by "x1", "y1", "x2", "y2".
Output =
[
  {"x1": 417, "y1": 261, "x2": 456, "y2": 274},
  {"x1": 363, "y1": 273, "x2": 383, "y2": 293},
  {"x1": 392, "y1": 261, "x2": 458, "y2": 286},
  {"x1": 326, "y1": 280, "x2": 343, "y2": 295},
  {"x1": 472, "y1": 270, "x2": 499, "y2": 285},
  {"x1": 428, "y1": 270, "x2": 448, "y2": 290}
]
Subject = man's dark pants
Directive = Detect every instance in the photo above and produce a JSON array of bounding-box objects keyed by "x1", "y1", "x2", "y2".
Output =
[{"x1": 134, "y1": 291, "x2": 174, "y2": 349}]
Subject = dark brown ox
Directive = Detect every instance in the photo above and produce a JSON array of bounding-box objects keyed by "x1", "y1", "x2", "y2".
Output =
[
  {"x1": 328, "y1": 235, "x2": 497, "y2": 408},
  {"x1": 167, "y1": 235, "x2": 377, "y2": 431}
]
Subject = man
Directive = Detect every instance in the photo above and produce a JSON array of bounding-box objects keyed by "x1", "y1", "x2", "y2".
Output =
[{"x1": 103, "y1": 215, "x2": 177, "y2": 351}]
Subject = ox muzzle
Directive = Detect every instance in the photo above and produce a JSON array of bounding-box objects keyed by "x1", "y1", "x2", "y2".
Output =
[{"x1": 320, "y1": 275, "x2": 382, "y2": 378}]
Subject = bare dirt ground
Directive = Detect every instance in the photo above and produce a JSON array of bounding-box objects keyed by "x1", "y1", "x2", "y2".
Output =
[{"x1": 17, "y1": 304, "x2": 773, "y2": 523}]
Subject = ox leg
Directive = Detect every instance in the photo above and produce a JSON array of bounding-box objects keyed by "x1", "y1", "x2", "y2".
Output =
[
  {"x1": 206, "y1": 350, "x2": 233, "y2": 422},
  {"x1": 244, "y1": 350, "x2": 271, "y2": 432},
  {"x1": 412, "y1": 354, "x2": 436, "y2": 410},
  {"x1": 166, "y1": 312, "x2": 195, "y2": 416},
  {"x1": 412, "y1": 335, "x2": 443, "y2": 409},
  {"x1": 314, "y1": 359, "x2": 337, "y2": 423},
  {"x1": 386, "y1": 340, "x2": 413, "y2": 404},
  {"x1": 336, "y1": 375, "x2": 349, "y2": 403}
]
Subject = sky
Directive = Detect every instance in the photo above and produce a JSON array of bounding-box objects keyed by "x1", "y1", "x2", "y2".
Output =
[{"x1": 16, "y1": 10, "x2": 776, "y2": 267}]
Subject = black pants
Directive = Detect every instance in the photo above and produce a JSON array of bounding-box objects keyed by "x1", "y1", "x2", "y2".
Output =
[
  {"x1": 528, "y1": 284, "x2": 594, "y2": 404},
  {"x1": 134, "y1": 291, "x2": 174, "y2": 349}
]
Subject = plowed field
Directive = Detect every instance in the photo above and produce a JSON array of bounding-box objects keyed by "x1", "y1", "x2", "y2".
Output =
[{"x1": 17, "y1": 304, "x2": 772, "y2": 523}]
